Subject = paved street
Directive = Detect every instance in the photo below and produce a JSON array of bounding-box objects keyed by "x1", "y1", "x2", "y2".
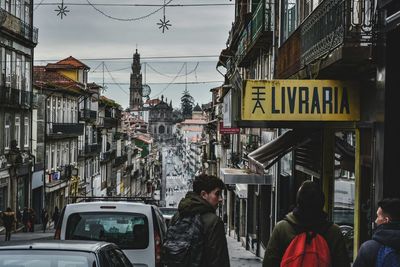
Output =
[
  {"x1": 226, "y1": 235, "x2": 263, "y2": 267},
  {"x1": 0, "y1": 225, "x2": 55, "y2": 243},
  {"x1": 1, "y1": 225, "x2": 263, "y2": 266}
]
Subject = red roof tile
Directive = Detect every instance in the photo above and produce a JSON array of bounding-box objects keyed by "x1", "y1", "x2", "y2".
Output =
[
  {"x1": 33, "y1": 66, "x2": 85, "y2": 94},
  {"x1": 46, "y1": 56, "x2": 90, "y2": 70}
]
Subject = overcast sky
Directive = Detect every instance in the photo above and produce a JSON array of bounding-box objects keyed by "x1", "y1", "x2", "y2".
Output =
[{"x1": 33, "y1": 0, "x2": 235, "y2": 109}]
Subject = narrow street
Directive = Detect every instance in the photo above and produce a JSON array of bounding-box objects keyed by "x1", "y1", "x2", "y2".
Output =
[
  {"x1": 0, "y1": 225, "x2": 55, "y2": 242},
  {"x1": 0, "y1": 229, "x2": 262, "y2": 266}
]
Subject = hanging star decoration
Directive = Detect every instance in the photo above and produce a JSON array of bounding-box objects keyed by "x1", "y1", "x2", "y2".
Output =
[
  {"x1": 55, "y1": 0, "x2": 70, "y2": 19},
  {"x1": 157, "y1": 0, "x2": 171, "y2": 33},
  {"x1": 157, "y1": 15, "x2": 172, "y2": 33}
]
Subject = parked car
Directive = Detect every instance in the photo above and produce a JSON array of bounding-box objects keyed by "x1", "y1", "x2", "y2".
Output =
[
  {"x1": 0, "y1": 240, "x2": 132, "y2": 267},
  {"x1": 159, "y1": 207, "x2": 178, "y2": 226},
  {"x1": 55, "y1": 201, "x2": 167, "y2": 267}
]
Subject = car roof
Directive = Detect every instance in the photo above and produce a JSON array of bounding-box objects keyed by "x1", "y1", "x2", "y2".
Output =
[
  {"x1": 64, "y1": 201, "x2": 154, "y2": 212},
  {"x1": 0, "y1": 240, "x2": 112, "y2": 252}
]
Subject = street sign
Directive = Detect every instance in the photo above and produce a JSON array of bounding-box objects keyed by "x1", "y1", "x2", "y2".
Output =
[{"x1": 219, "y1": 122, "x2": 240, "y2": 134}]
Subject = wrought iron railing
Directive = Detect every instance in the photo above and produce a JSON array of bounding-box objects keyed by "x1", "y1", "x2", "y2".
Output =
[
  {"x1": 301, "y1": 0, "x2": 374, "y2": 66},
  {"x1": 79, "y1": 109, "x2": 97, "y2": 121},
  {"x1": 0, "y1": 85, "x2": 33, "y2": 107},
  {"x1": 100, "y1": 150, "x2": 116, "y2": 162},
  {"x1": 236, "y1": 0, "x2": 273, "y2": 62},
  {"x1": 0, "y1": 7, "x2": 38, "y2": 44},
  {"x1": 114, "y1": 154, "x2": 128, "y2": 167},
  {"x1": 97, "y1": 117, "x2": 117, "y2": 128},
  {"x1": 47, "y1": 122, "x2": 84, "y2": 136}
]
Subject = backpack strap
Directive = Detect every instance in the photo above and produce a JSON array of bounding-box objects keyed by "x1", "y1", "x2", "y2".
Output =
[{"x1": 284, "y1": 218, "x2": 333, "y2": 236}]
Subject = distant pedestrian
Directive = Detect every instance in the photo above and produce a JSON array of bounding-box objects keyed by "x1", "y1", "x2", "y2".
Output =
[
  {"x1": 22, "y1": 207, "x2": 29, "y2": 232},
  {"x1": 52, "y1": 206, "x2": 60, "y2": 229},
  {"x1": 1, "y1": 207, "x2": 16, "y2": 241},
  {"x1": 28, "y1": 208, "x2": 36, "y2": 232},
  {"x1": 353, "y1": 198, "x2": 400, "y2": 267},
  {"x1": 263, "y1": 180, "x2": 350, "y2": 267},
  {"x1": 41, "y1": 208, "x2": 49, "y2": 233}
]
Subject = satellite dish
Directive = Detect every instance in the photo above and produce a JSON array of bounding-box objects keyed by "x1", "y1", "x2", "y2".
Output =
[{"x1": 142, "y1": 84, "x2": 151, "y2": 98}]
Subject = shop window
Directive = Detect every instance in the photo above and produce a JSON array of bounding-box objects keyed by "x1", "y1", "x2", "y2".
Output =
[{"x1": 333, "y1": 131, "x2": 355, "y2": 262}]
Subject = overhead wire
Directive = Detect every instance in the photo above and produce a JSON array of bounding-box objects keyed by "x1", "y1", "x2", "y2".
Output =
[
  {"x1": 103, "y1": 63, "x2": 130, "y2": 96},
  {"x1": 84, "y1": 0, "x2": 174, "y2": 22},
  {"x1": 34, "y1": 55, "x2": 220, "y2": 62},
  {"x1": 152, "y1": 63, "x2": 185, "y2": 98},
  {"x1": 146, "y1": 62, "x2": 199, "y2": 78}
]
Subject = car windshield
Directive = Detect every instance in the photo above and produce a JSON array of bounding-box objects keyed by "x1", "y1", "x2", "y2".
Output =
[
  {"x1": 66, "y1": 212, "x2": 149, "y2": 249},
  {"x1": 0, "y1": 250, "x2": 95, "y2": 267}
]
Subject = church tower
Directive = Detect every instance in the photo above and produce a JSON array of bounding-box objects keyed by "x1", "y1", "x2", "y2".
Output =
[{"x1": 129, "y1": 49, "x2": 143, "y2": 111}]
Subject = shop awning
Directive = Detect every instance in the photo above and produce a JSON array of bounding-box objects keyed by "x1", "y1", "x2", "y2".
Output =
[
  {"x1": 235, "y1": 184, "x2": 248, "y2": 198},
  {"x1": 248, "y1": 129, "x2": 312, "y2": 171},
  {"x1": 220, "y1": 168, "x2": 272, "y2": 184}
]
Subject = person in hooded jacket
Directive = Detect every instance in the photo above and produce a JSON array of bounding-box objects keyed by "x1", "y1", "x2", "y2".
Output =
[
  {"x1": 263, "y1": 180, "x2": 350, "y2": 267},
  {"x1": 1, "y1": 207, "x2": 16, "y2": 241},
  {"x1": 170, "y1": 174, "x2": 230, "y2": 267},
  {"x1": 353, "y1": 198, "x2": 400, "y2": 267}
]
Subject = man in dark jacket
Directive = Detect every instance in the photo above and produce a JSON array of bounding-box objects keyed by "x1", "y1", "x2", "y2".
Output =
[
  {"x1": 263, "y1": 180, "x2": 350, "y2": 267},
  {"x1": 170, "y1": 174, "x2": 230, "y2": 267},
  {"x1": 353, "y1": 198, "x2": 400, "y2": 267},
  {"x1": 2, "y1": 207, "x2": 16, "y2": 241}
]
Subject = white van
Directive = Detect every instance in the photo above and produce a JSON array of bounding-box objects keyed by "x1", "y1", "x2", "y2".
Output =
[{"x1": 54, "y1": 201, "x2": 167, "y2": 267}]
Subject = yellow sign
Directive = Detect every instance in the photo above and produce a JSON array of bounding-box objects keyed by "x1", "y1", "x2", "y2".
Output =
[{"x1": 242, "y1": 80, "x2": 360, "y2": 121}]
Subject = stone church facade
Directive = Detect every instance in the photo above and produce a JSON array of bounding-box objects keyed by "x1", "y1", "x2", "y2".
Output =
[{"x1": 148, "y1": 96, "x2": 174, "y2": 142}]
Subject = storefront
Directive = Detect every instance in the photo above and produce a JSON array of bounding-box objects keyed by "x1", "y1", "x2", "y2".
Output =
[{"x1": 239, "y1": 79, "x2": 363, "y2": 261}]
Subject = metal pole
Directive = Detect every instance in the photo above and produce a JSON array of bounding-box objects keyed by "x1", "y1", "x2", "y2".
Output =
[{"x1": 43, "y1": 95, "x2": 47, "y2": 211}]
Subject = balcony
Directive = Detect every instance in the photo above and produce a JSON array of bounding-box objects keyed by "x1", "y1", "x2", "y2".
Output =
[
  {"x1": 0, "y1": 85, "x2": 33, "y2": 108},
  {"x1": 79, "y1": 109, "x2": 97, "y2": 122},
  {"x1": 0, "y1": 7, "x2": 38, "y2": 45},
  {"x1": 277, "y1": 0, "x2": 374, "y2": 78},
  {"x1": 114, "y1": 154, "x2": 128, "y2": 167},
  {"x1": 100, "y1": 150, "x2": 116, "y2": 163},
  {"x1": 98, "y1": 117, "x2": 117, "y2": 128},
  {"x1": 47, "y1": 122, "x2": 84, "y2": 138},
  {"x1": 78, "y1": 144, "x2": 101, "y2": 158},
  {"x1": 237, "y1": 0, "x2": 273, "y2": 67}
]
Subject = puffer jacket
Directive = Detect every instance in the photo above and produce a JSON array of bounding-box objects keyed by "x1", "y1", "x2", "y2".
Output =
[
  {"x1": 353, "y1": 222, "x2": 400, "y2": 267},
  {"x1": 2, "y1": 211, "x2": 16, "y2": 229},
  {"x1": 170, "y1": 192, "x2": 230, "y2": 267},
  {"x1": 263, "y1": 212, "x2": 350, "y2": 267}
]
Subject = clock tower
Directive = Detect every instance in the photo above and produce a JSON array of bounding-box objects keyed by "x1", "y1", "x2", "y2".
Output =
[{"x1": 129, "y1": 49, "x2": 143, "y2": 111}]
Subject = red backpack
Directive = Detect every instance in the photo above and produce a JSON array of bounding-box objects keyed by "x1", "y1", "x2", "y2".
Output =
[{"x1": 280, "y1": 221, "x2": 332, "y2": 267}]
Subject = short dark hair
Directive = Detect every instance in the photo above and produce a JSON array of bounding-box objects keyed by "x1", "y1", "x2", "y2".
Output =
[
  {"x1": 296, "y1": 180, "x2": 325, "y2": 212},
  {"x1": 193, "y1": 174, "x2": 225, "y2": 194},
  {"x1": 378, "y1": 198, "x2": 400, "y2": 221}
]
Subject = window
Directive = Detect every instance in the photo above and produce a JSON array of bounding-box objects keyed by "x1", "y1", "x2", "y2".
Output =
[
  {"x1": 5, "y1": 0, "x2": 11, "y2": 12},
  {"x1": 15, "y1": 116, "x2": 21, "y2": 148},
  {"x1": 25, "y1": 61, "x2": 31, "y2": 91},
  {"x1": 5, "y1": 52, "x2": 11, "y2": 87},
  {"x1": 16, "y1": 0, "x2": 21, "y2": 18},
  {"x1": 16, "y1": 56, "x2": 22, "y2": 90},
  {"x1": 24, "y1": 2, "x2": 30, "y2": 25},
  {"x1": 52, "y1": 97, "x2": 56, "y2": 122},
  {"x1": 281, "y1": 0, "x2": 298, "y2": 42},
  {"x1": 4, "y1": 114, "x2": 11, "y2": 149},
  {"x1": 65, "y1": 212, "x2": 150, "y2": 249},
  {"x1": 57, "y1": 98, "x2": 62, "y2": 123},
  {"x1": 24, "y1": 117, "x2": 29, "y2": 147}
]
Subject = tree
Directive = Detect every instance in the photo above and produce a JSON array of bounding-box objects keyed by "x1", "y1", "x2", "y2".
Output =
[{"x1": 180, "y1": 89, "x2": 194, "y2": 119}]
